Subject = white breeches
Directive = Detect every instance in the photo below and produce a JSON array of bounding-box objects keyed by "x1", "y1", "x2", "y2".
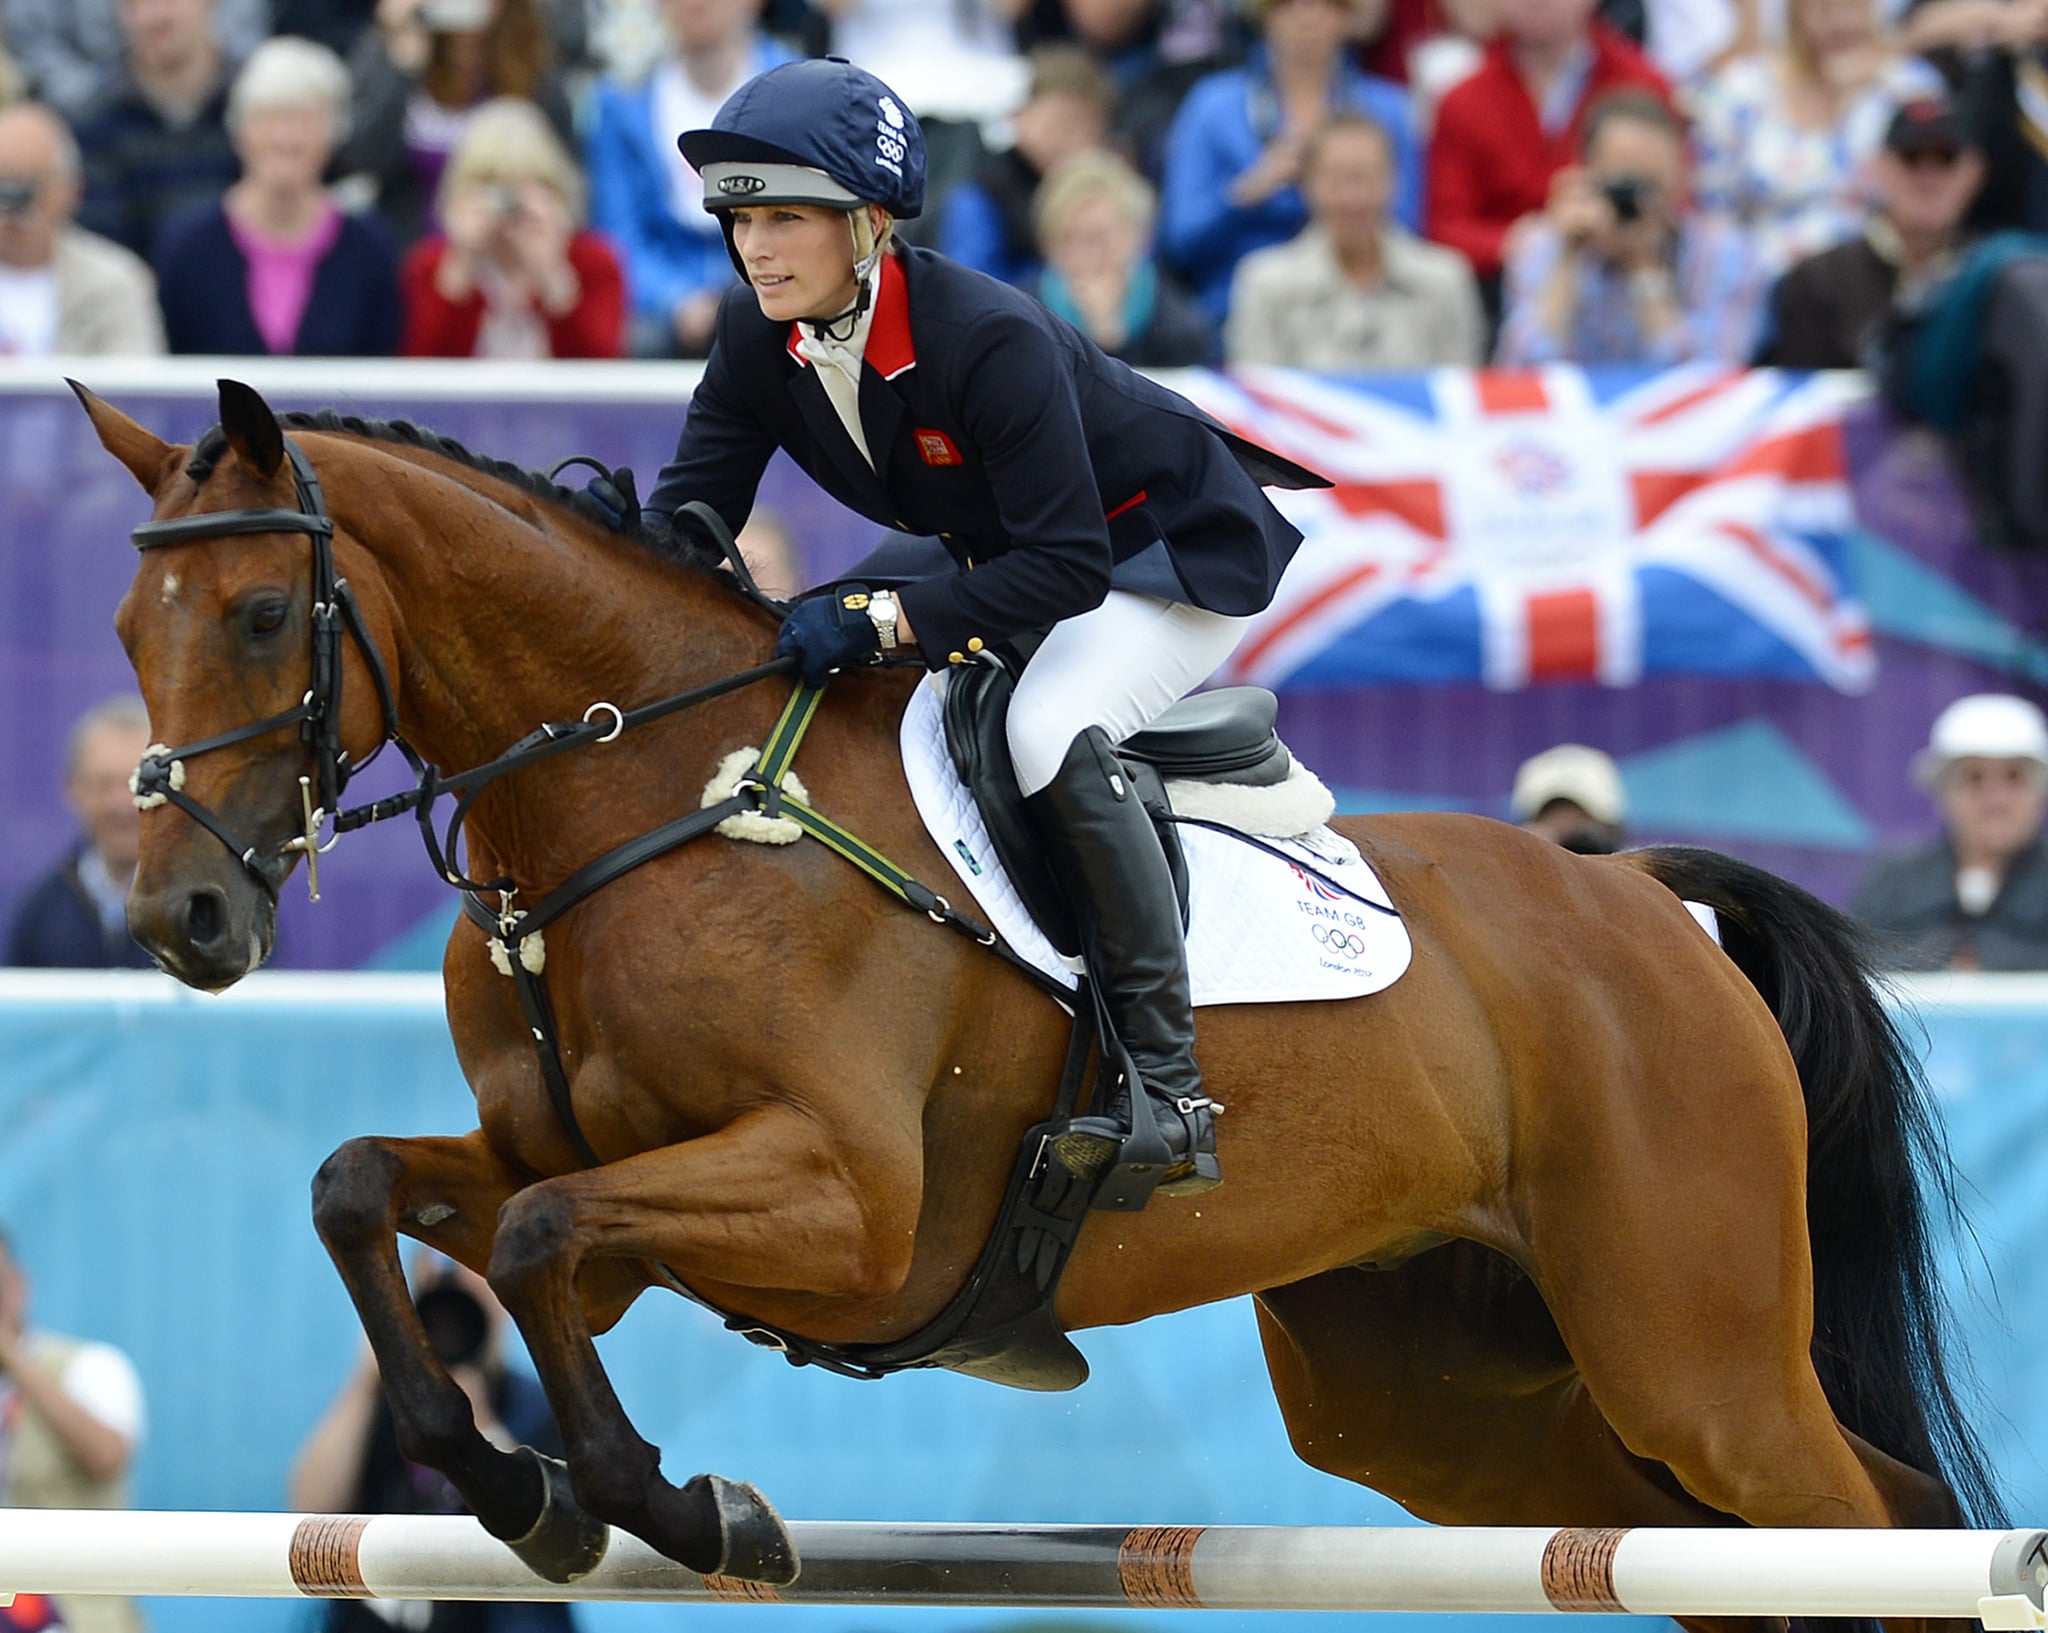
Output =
[{"x1": 1005, "y1": 592, "x2": 1254, "y2": 797}]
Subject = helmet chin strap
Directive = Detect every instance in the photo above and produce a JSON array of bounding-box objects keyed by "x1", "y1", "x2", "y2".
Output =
[{"x1": 806, "y1": 208, "x2": 887, "y2": 344}]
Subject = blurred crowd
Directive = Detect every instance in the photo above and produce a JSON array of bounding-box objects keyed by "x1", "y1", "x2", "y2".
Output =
[{"x1": 0, "y1": 0, "x2": 2028, "y2": 367}]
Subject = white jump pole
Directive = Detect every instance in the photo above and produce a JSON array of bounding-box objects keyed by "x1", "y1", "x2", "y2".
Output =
[{"x1": 2, "y1": 1514, "x2": 2045, "y2": 1624}]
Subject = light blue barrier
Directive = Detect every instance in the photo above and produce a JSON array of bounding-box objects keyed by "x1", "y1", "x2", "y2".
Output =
[{"x1": 0, "y1": 970, "x2": 2040, "y2": 1633}]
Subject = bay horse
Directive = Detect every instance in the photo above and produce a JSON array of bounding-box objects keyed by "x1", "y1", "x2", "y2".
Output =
[{"x1": 79, "y1": 380, "x2": 1996, "y2": 1627}]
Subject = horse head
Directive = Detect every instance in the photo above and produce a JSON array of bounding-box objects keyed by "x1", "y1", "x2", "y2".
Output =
[{"x1": 75, "y1": 379, "x2": 392, "y2": 990}]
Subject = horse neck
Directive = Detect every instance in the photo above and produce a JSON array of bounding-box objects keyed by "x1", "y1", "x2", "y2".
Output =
[{"x1": 323, "y1": 440, "x2": 770, "y2": 778}]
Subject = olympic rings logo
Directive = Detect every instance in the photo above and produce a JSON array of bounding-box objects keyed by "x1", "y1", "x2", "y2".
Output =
[{"x1": 1312, "y1": 924, "x2": 1367, "y2": 958}]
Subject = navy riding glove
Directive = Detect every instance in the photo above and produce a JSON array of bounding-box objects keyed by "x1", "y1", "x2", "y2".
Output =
[
  {"x1": 776, "y1": 586, "x2": 883, "y2": 685},
  {"x1": 582, "y1": 468, "x2": 639, "y2": 530}
]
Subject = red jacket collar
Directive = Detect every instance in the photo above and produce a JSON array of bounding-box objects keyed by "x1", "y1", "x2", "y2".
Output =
[{"x1": 784, "y1": 253, "x2": 917, "y2": 379}]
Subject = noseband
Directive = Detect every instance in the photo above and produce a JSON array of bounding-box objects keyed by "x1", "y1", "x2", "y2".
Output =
[{"x1": 129, "y1": 437, "x2": 404, "y2": 891}]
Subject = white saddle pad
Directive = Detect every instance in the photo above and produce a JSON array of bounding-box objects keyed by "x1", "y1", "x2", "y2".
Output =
[{"x1": 899, "y1": 676, "x2": 1412, "y2": 1005}]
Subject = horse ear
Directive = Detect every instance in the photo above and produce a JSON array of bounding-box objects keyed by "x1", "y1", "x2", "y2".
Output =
[
  {"x1": 216, "y1": 378, "x2": 286, "y2": 478},
  {"x1": 67, "y1": 379, "x2": 177, "y2": 493}
]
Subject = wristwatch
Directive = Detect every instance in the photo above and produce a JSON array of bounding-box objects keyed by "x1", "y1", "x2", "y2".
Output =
[{"x1": 867, "y1": 589, "x2": 901, "y2": 650}]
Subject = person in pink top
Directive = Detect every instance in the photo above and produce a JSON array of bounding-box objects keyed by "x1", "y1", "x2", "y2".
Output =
[
  {"x1": 400, "y1": 95, "x2": 626, "y2": 357},
  {"x1": 1424, "y1": 0, "x2": 1674, "y2": 292},
  {"x1": 152, "y1": 35, "x2": 404, "y2": 354}
]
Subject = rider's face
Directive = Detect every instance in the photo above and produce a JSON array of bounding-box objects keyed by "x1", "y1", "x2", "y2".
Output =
[{"x1": 729, "y1": 204, "x2": 860, "y2": 324}]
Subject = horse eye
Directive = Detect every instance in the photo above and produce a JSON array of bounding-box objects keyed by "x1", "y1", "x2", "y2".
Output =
[{"x1": 244, "y1": 596, "x2": 290, "y2": 638}]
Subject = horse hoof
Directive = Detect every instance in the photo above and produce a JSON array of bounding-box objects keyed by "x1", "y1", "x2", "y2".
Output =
[
  {"x1": 687, "y1": 1473, "x2": 801, "y2": 1585},
  {"x1": 504, "y1": 1449, "x2": 611, "y2": 1582}
]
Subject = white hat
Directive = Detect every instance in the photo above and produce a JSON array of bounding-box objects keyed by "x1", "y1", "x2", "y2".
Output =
[
  {"x1": 1510, "y1": 743, "x2": 1627, "y2": 826},
  {"x1": 1912, "y1": 693, "x2": 2048, "y2": 788}
]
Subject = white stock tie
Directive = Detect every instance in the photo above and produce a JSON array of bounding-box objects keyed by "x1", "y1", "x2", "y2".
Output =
[{"x1": 795, "y1": 269, "x2": 880, "y2": 470}]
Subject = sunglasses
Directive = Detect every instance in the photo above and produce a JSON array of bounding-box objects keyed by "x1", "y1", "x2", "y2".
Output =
[{"x1": 1896, "y1": 145, "x2": 1963, "y2": 168}]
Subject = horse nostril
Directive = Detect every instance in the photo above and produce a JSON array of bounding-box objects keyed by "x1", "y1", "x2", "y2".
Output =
[{"x1": 184, "y1": 889, "x2": 225, "y2": 948}]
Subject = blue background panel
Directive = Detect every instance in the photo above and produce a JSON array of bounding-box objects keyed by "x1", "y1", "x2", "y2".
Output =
[{"x1": 0, "y1": 970, "x2": 2039, "y2": 1633}]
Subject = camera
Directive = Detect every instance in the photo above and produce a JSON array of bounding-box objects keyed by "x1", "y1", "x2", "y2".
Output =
[
  {"x1": 1599, "y1": 176, "x2": 1650, "y2": 225},
  {"x1": 0, "y1": 178, "x2": 39, "y2": 218},
  {"x1": 483, "y1": 184, "x2": 521, "y2": 218},
  {"x1": 414, "y1": 1282, "x2": 491, "y2": 1369}
]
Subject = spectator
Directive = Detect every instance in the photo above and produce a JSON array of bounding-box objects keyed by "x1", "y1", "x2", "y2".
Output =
[
  {"x1": 1853, "y1": 691, "x2": 2048, "y2": 970},
  {"x1": 154, "y1": 38, "x2": 404, "y2": 355},
  {"x1": 1510, "y1": 742, "x2": 1627, "y2": 853},
  {"x1": 1895, "y1": 0, "x2": 2048, "y2": 228},
  {"x1": 1424, "y1": 0, "x2": 1673, "y2": 289},
  {"x1": 1755, "y1": 89, "x2": 1984, "y2": 366},
  {"x1": 585, "y1": 0, "x2": 792, "y2": 360},
  {"x1": 1692, "y1": 0, "x2": 1942, "y2": 280},
  {"x1": 1495, "y1": 89, "x2": 1761, "y2": 364},
  {"x1": 0, "y1": 0, "x2": 263, "y2": 123},
  {"x1": 1035, "y1": 147, "x2": 1220, "y2": 363},
  {"x1": 342, "y1": 0, "x2": 576, "y2": 249},
  {"x1": 290, "y1": 1255, "x2": 574, "y2": 1633},
  {"x1": 1158, "y1": 0, "x2": 1422, "y2": 320},
  {"x1": 0, "y1": 101, "x2": 162, "y2": 354},
  {"x1": 940, "y1": 44, "x2": 1115, "y2": 289},
  {"x1": 1226, "y1": 110, "x2": 1483, "y2": 365},
  {"x1": 5, "y1": 696, "x2": 155, "y2": 969},
  {"x1": 0, "y1": 1226, "x2": 145, "y2": 1633},
  {"x1": 71, "y1": 0, "x2": 242, "y2": 261},
  {"x1": 401, "y1": 96, "x2": 626, "y2": 357}
]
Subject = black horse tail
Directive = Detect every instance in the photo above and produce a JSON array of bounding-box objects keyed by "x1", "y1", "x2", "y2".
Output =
[{"x1": 1628, "y1": 844, "x2": 2002, "y2": 1527}]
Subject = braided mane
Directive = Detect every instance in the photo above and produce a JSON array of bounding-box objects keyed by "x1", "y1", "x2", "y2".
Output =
[{"x1": 184, "y1": 409, "x2": 724, "y2": 575}]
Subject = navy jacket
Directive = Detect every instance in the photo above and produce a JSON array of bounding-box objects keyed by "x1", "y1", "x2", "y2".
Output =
[
  {"x1": 4, "y1": 849, "x2": 155, "y2": 970},
  {"x1": 153, "y1": 201, "x2": 404, "y2": 357},
  {"x1": 646, "y1": 245, "x2": 1325, "y2": 666}
]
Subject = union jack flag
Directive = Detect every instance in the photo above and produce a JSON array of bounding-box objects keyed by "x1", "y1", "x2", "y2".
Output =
[{"x1": 1175, "y1": 365, "x2": 1876, "y2": 692}]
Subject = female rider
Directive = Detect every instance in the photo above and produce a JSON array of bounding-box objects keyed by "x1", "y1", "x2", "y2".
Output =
[{"x1": 644, "y1": 56, "x2": 1326, "y2": 1198}]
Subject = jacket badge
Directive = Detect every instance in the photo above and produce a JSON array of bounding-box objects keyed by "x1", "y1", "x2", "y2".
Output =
[{"x1": 914, "y1": 428, "x2": 963, "y2": 467}]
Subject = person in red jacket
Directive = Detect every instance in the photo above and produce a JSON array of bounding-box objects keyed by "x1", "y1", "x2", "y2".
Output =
[
  {"x1": 401, "y1": 95, "x2": 625, "y2": 358},
  {"x1": 1424, "y1": 0, "x2": 1674, "y2": 289}
]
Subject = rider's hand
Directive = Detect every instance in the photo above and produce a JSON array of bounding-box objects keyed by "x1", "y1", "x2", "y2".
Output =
[
  {"x1": 582, "y1": 471, "x2": 638, "y2": 530},
  {"x1": 775, "y1": 586, "x2": 883, "y2": 685}
]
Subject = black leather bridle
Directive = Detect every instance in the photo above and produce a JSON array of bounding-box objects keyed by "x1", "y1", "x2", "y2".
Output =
[{"x1": 128, "y1": 436, "x2": 408, "y2": 894}]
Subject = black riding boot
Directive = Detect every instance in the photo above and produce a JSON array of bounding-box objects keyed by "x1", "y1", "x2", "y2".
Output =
[{"x1": 1025, "y1": 728, "x2": 1219, "y2": 1197}]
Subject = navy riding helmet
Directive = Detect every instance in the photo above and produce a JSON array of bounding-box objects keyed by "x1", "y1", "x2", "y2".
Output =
[{"x1": 679, "y1": 57, "x2": 927, "y2": 223}]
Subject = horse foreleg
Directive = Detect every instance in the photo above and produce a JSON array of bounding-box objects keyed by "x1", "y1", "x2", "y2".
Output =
[
  {"x1": 309, "y1": 1130, "x2": 609, "y2": 1582},
  {"x1": 481, "y1": 1110, "x2": 894, "y2": 1585}
]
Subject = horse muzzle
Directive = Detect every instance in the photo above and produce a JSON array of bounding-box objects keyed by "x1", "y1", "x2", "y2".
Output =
[{"x1": 128, "y1": 859, "x2": 279, "y2": 992}]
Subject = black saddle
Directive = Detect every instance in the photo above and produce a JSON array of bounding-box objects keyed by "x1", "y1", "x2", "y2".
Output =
[{"x1": 942, "y1": 656, "x2": 1291, "y2": 959}]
